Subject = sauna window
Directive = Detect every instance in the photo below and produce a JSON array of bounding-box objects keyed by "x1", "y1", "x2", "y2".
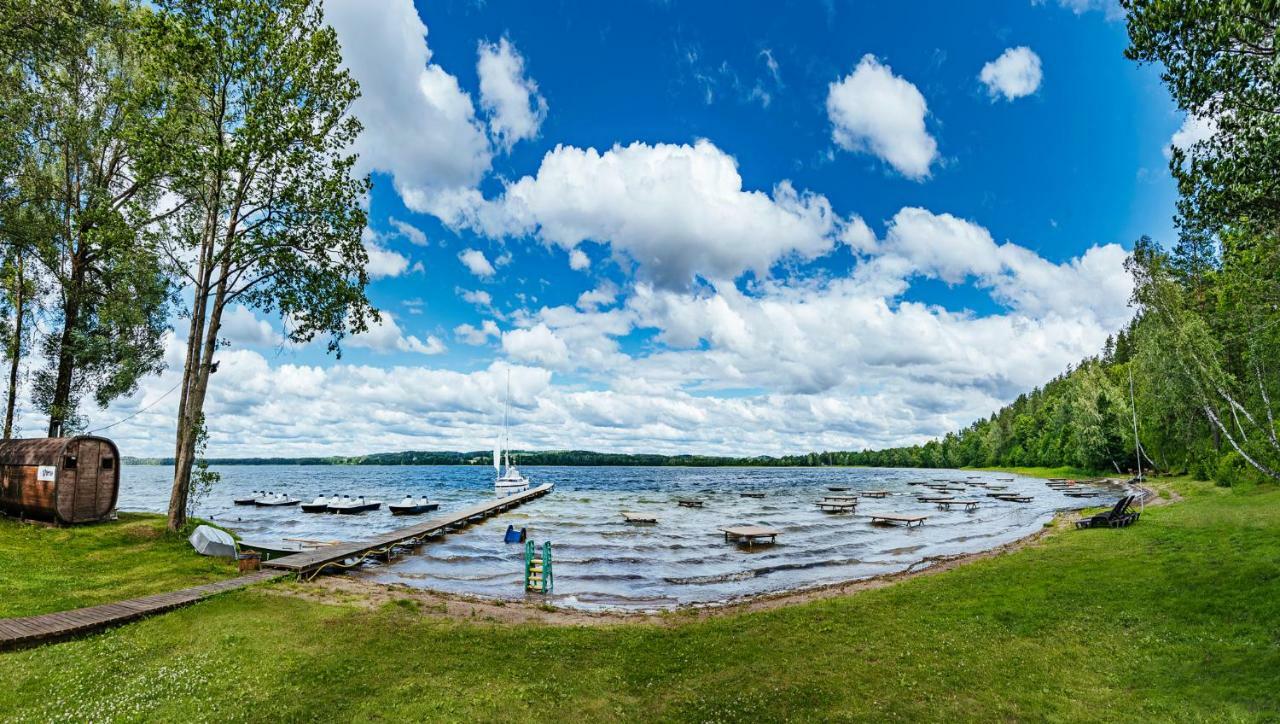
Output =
[
  {"x1": 63, "y1": 455, "x2": 77, "y2": 469},
  {"x1": 101, "y1": 457, "x2": 115, "y2": 470}
]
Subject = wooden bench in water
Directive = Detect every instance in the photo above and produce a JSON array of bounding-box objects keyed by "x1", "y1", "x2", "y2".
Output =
[
  {"x1": 935, "y1": 499, "x2": 980, "y2": 511},
  {"x1": 994, "y1": 494, "x2": 1034, "y2": 503},
  {"x1": 740, "y1": 492, "x2": 766, "y2": 498},
  {"x1": 861, "y1": 490, "x2": 891, "y2": 498},
  {"x1": 720, "y1": 525, "x2": 779, "y2": 546},
  {"x1": 676, "y1": 499, "x2": 704, "y2": 508},
  {"x1": 869, "y1": 513, "x2": 928, "y2": 527},
  {"x1": 917, "y1": 495, "x2": 955, "y2": 503},
  {"x1": 264, "y1": 483, "x2": 555, "y2": 577},
  {"x1": 817, "y1": 499, "x2": 858, "y2": 512},
  {"x1": 622, "y1": 511, "x2": 658, "y2": 524}
]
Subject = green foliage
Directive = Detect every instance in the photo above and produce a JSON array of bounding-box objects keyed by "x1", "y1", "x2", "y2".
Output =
[{"x1": 5, "y1": 0, "x2": 175, "y2": 435}]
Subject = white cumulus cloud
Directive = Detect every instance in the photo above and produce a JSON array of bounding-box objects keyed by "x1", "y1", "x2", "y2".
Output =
[
  {"x1": 477, "y1": 37, "x2": 547, "y2": 151},
  {"x1": 361, "y1": 229, "x2": 411, "y2": 279},
  {"x1": 349, "y1": 312, "x2": 446, "y2": 356},
  {"x1": 827, "y1": 55, "x2": 938, "y2": 180},
  {"x1": 388, "y1": 217, "x2": 428, "y2": 246},
  {"x1": 502, "y1": 323, "x2": 569, "y2": 368},
  {"x1": 451, "y1": 140, "x2": 838, "y2": 289},
  {"x1": 1166, "y1": 113, "x2": 1217, "y2": 159},
  {"x1": 455, "y1": 319, "x2": 501, "y2": 345},
  {"x1": 979, "y1": 46, "x2": 1043, "y2": 101},
  {"x1": 458, "y1": 248, "x2": 496, "y2": 277},
  {"x1": 325, "y1": 0, "x2": 492, "y2": 220}
]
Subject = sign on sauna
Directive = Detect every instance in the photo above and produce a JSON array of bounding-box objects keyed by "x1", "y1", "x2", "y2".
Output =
[{"x1": 37, "y1": 466, "x2": 56, "y2": 482}]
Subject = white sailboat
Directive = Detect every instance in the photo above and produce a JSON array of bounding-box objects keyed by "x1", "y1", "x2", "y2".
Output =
[{"x1": 494, "y1": 371, "x2": 530, "y2": 496}]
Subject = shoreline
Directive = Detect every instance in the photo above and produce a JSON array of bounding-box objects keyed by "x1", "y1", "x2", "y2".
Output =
[{"x1": 273, "y1": 501, "x2": 1132, "y2": 626}]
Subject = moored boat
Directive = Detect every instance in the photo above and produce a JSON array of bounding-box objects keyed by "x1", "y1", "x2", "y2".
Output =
[
  {"x1": 327, "y1": 495, "x2": 381, "y2": 514},
  {"x1": 254, "y1": 492, "x2": 300, "y2": 506},
  {"x1": 301, "y1": 494, "x2": 336, "y2": 513},
  {"x1": 234, "y1": 490, "x2": 263, "y2": 505},
  {"x1": 493, "y1": 371, "x2": 531, "y2": 496},
  {"x1": 389, "y1": 495, "x2": 439, "y2": 515}
]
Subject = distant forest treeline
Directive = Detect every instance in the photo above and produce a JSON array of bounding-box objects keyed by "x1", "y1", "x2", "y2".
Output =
[{"x1": 122, "y1": 450, "x2": 830, "y2": 467}]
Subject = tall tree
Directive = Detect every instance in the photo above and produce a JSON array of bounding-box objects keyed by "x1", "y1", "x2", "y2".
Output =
[
  {"x1": 156, "y1": 0, "x2": 376, "y2": 532},
  {"x1": 1124, "y1": 0, "x2": 1280, "y2": 237},
  {"x1": 9, "y1": 0, "x2": 175, "y2": 436}
]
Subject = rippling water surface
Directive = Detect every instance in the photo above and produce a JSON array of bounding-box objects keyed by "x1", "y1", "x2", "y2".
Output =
[{"x1": 119, "y1": 465, "x2": 1120, "y2": 611}]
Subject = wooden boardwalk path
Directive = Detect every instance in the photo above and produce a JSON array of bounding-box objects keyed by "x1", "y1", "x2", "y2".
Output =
[
  {"x1": 0, "y1": 570, "x2": 285, "y2": 650},
  {"x1": 265, "y1": 483, "x2": 555, "y2": 577}
]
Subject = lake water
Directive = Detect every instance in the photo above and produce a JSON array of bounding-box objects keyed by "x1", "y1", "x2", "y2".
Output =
[{"x1": 119, "y1": 465, "x2": 1120, "y2": 611}]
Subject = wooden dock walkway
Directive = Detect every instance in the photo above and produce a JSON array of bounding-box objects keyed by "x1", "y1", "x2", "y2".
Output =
[
  {"x1": 0, "y1": 570, "x2": 285, "y2": 650},
  {"x1": 265, "y1": 483, "x2": 555, "y2": 577}
]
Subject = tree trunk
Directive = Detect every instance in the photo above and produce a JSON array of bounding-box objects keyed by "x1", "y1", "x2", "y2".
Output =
[
  {"x1": 3, "y1": 255, "x2": 24, "y2": 440},
  {"x1": 46, "y1": 254, "x2": 84, "y2": 438},
  {"x1": 166, "y1": 263, "x2": 228, "y2": 532}
]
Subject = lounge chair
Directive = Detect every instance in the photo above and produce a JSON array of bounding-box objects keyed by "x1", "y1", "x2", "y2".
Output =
[{"x1": 1075, "y1": 495, "x2": 1139, "y2": 529}]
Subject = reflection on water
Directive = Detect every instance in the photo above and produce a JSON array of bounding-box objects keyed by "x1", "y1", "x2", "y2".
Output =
[{"x1": 119, "y1": 465, "x2": 1119, "y2": 611}]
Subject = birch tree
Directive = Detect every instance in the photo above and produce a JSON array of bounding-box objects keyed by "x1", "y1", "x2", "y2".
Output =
[{"x1": 156, "y1": 0, "x2": 376, "y2": 531}]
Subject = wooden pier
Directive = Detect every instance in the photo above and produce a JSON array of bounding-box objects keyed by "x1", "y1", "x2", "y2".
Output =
[
  {"x1": 720, "y1": 525, "x2": 779, "y2": 546},
  {"x1": 265, "y1": 483, "x2": 554, "y2": 577},
  {"x1": 869, "y1": 513, "x2": 928, "y2": 528},
  {"x1": 0, "y1": 570, "x2": 285, "y2": 650}
]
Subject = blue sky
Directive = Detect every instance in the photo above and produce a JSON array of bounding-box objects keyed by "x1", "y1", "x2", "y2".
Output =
[{"x1": 43, "y1": 0, "x2": 1197, "y2": 457}]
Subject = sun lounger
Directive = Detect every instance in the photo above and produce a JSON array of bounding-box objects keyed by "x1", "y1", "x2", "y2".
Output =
[{"x1": 1075, "y1": 495, "x2": 1139, "y2": 529}]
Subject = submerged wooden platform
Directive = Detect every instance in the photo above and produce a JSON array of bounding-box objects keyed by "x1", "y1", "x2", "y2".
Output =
[
  {"x1": 817, "y1": 500, "x2": 858, "y2": 512},
  {"x1": 0, "y1": 570, "x2": 285, "y2": 650},
  {"x1": 740, "y1": 492, "x2": 766, "y2": 498},
  {"x1": 265, "y1": 483, "x2": 555, "y2": 577},
  {"x1": 935, "y1": 499, "x2": 980, "y2": 511},
  {"x1": 676, "y1": 499, "x2": 704, "y2": 508},
  {"x1": 622, "y1": 511, "x2": 657, "y2": 523},
  {"x1": 720, "y1": 525, "x2": 779, "y2": 545},
  {"x1": 869, "y1": 513, "x2": 928, "y2": 527}
]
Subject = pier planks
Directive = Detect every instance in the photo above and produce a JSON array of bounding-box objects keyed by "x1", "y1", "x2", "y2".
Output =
[{"x1": 264, "y1": 483, "x2": 554, "y2": 575}]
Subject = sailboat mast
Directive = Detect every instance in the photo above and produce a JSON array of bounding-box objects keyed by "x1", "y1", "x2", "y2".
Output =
[{"x1": 504, "y1": 369, "x2": 512, "y2": 471}]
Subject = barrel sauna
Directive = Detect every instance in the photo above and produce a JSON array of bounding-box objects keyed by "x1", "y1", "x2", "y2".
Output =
[{"x1": 0, "y1": 436, "x2": 120, "y2": 524}]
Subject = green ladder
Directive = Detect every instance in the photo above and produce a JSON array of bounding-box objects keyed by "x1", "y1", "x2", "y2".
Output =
[{"x1": 524, "y1": 540, "x2": 552, "y2": 593}]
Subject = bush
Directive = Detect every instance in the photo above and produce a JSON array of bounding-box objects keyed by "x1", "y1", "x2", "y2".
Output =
[{"x1": 1213, "y1": 451, "x2": 1267, "y2": 489}]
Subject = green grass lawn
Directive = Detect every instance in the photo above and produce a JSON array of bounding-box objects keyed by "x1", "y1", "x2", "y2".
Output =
[
  {"x1": 2, "y1": 479, "x2": 1278, "y2": 721},
  {"x1": 0, "y1": 512, "x2": 236, "y2": 618}
]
